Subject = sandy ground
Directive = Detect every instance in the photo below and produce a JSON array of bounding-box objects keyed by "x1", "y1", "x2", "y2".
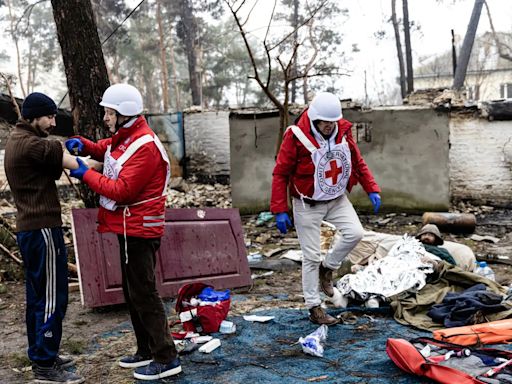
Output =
[{"x1": 1, "y1": 208, "x2": 512, "y2": 383}]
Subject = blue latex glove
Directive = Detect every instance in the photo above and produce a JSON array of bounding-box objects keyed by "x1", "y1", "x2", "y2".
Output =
[
  {"x1": 65, "y1": 138, "x2": 84, "y2": 155},
  {"x1": 368, "y1": 192, "x2": 381, "y2": 214},
  {"x1": 69, "y1": 157, "x2": 90, "y2": 180},
  {"x1": 275, "y1": 212, "x2": 292, "y2": 234}
]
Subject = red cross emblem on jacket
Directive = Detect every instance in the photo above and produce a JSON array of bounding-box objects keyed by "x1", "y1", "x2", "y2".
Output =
[{"x1": 325, "y1": 160, "x2": 343, "y2": 185}]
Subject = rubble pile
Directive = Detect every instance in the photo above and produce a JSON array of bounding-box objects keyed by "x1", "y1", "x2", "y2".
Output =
[{"x1": 166, "y1": 177, "x2": 231, "y2": 209}]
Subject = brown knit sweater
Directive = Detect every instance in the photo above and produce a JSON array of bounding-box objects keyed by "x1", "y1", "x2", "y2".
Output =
[{"x1": 4, "y1": 121, "x2": 64, "y2": 232}]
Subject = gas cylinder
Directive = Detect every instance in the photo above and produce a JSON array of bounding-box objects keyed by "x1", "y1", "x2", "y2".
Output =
[{"x1": 422, "y1": 212, "x2": 476, "y2": 234}]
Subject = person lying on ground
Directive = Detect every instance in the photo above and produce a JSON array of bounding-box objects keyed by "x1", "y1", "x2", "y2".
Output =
[
  {"x1": 415, "y1": 224, "x2": 456, "y2": 266},
  {"x1": 339, "y1": 227, "x2": 475, "y2": 276}
]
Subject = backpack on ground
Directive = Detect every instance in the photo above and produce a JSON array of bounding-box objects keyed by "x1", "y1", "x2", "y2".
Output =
[{"x1": 175, "y1": 282, "x2": 231, "y2": 334}]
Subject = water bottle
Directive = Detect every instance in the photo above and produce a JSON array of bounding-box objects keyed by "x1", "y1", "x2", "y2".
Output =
[{"x1": 474, "y1": 261, "x2": 495, "y2": 281}]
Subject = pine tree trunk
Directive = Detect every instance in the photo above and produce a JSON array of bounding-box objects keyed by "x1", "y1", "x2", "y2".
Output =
[
  {"x1": 391, "y1": 0, "x2": 406, "y2": 100},
  {"x1": 50, "y1": 0, "x2": 110, "y2": 207},
  {"x1": 291, "y1": 0, "x2": 299, "y2": 103},
  {"x1": 156, "y1": 0, "x2": 170, "y2": 112},
  {"x1": 403, "y1": 0, "x2": 414, "y2": 94},
  {"x1": 453, "y1": 0, "x2": 485, "y2": 90},
  {"x1": 168, "y1": 22, "x2": 181, "y2": 110},
  {"x1": 179, "y1": 0, "x2": 201, "y2": 106}
]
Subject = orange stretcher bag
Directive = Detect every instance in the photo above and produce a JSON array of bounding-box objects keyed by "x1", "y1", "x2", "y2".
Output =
[
  {"x1": 432, "y1": 319, "x2": 512, "y2": 346},
  {"x1": 387, "y1": 337, "x2": 512, "y2": 384}
]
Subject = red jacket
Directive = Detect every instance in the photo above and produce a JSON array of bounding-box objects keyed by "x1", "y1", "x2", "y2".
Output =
[
  {"x1": 78, "y1": 116, "x2": 168, "y2": 238},
  {"x1": 270, "y1": 109, "x2": 380, "y2": 213}
]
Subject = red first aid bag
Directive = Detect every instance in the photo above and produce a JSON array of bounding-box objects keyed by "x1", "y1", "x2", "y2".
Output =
[
  {"x1": 175, "y1": 283, "x2": 230, "y2": 334},
  {"x1": 387, "y1": 337, "x2": 512, "y2": 384}
]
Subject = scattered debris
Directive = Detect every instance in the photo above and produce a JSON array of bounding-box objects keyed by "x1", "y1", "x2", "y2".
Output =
[
  {"x1": 243, "y1": 315, "x2": 275, "y2": 323},
  {"x1": 299, "y1": 324, "x2": 328, "y2": 357},
  {"x1": 198, "y1": 338, "x2": 221, "y2": 353},
  {"x1": 263, "y1": 247, "x2": 283, "y2": 257},
  {"x1": 280, "y1": 250, "x2": 303, "y2": 262},
  {"x1": 470, "y1": 234, "x2": 500, "y2": 243},
  {"x1": 251, "y1": 271, "x2": 274, "y2": 280},
  {"x1": 247, "y1": 252, "x2": 262, "y2": 264},
  {"x1": 255, "y1": 211, "x2": 274, "y2": 226}
]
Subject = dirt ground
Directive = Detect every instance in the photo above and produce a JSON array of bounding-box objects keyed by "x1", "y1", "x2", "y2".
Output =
[{"x1": 1, "y1": 201, "x2": 512, "y2": 383}]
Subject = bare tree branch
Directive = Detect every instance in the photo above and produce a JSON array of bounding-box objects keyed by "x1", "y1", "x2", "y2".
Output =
[
  {"x1": 267, "y1": 0, "x2": 328, "y2": 52},
  {"x1": 240, "y1": 0, "x2": 259, "y2": 28},
  {"x1": 484, "y1": 1, "x2": 512, "y2": 61},
  {"x1": 224, "y1": 0, "x2": 282, "y2": 108},
  {"x1": 13, "y1": 0, "x2": 47, "y2": 35},
  {"x1": 0, "y1": 72, "x2": 22, "y2": 120},
  {"x1": 301, "y1": 19, "x2": 318, "y2": 103},
  {"x1": 263, "y1": 0, "x2": 277, "y2": 43},
  {"x1": 262, "y1": 0, "x2": 278, "y2": 87},
  {"x1": 6, "y1": 0, "x2": 26, "y2": 97}
]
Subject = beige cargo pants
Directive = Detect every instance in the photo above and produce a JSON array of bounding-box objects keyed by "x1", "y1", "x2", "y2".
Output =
[{"x1": 293, "y1": 194, "x2": 364, "y2": 308}]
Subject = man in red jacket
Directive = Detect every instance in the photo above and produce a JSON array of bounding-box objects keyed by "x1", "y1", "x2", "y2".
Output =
[
  {"x1": 66, "y1": 84, "x2": 180, "y2": 381},
  {"x1": 271, "y1": 92, "x2": 381, "y2": 325}
]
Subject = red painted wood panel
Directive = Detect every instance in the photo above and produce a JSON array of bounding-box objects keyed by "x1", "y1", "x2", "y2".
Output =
[{"x1": 71, "y1": 208, "x2": 252, "y2": 308}]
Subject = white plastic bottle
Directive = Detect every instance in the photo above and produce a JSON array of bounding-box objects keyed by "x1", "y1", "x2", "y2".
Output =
[{"x1": 474, "y1": 261, "x2": 495, "y2": 282}]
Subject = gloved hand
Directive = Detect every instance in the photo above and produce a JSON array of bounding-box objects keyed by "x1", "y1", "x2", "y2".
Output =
[
  {"x1": 70, "y1": 157, "x2": 90, "y2": 180},
  {"x1": 65, "y1": 138, "x2": 84, "y2": 155},
  {"x1": 275, "y1": 212, "x2": 292, "y2": 234},
  {"x1": 368, "y1": 192, "x2": 381, "y2": 214}
]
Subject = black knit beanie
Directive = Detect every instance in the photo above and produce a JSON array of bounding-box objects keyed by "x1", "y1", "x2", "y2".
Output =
[{"x1": 22, "y1": 92, "x2": 57, "y2": 120}]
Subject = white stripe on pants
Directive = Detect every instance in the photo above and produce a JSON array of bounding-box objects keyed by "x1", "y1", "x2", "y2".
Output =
[{"x1": 293, "y1": 194, "x2": 364, "y2": 308}]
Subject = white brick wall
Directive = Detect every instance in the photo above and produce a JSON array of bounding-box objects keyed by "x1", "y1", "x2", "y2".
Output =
[{"x1": 450, "y1": 117, "x2": 512, "y2": 205}]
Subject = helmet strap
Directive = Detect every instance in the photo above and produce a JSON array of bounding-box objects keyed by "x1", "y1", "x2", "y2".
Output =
[{"x1": 114, "y1": 112, "x2": 132, "y2": 132}]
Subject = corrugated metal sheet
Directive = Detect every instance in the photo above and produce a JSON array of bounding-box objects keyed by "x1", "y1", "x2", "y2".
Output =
[
  {"x1": 146, "y1": 112, "x2": 185, "y2": 178},
  {"x1": 72, "y1": 207, "x2": 251, "y2": 308},
  {"x1": 184, "y1": 111, "x2": 230, "y2": 182}
]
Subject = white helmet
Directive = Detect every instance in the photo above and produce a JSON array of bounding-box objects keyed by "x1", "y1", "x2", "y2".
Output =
[
  {"x1": 100, "y1": 83, "x2": 143, "y2": 116},
  {"x1": 308, "y1": 92, "x2": 342, "y2": 121}
]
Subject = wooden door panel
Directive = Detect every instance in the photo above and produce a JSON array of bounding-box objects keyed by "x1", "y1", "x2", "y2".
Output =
[{"x1": 72, "y1": 208, "x2": 251, "y2": 308}]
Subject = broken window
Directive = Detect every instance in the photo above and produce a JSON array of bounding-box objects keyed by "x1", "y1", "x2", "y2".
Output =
[
  {"x1": 466, "y1": 84, "x2": 480, "y2": 101},
  {"x1": 500, "y1": 83, "x2": 512, "y2": 99},
  {"x1": 352, "y1": 122, "x2": 372, "y2": 143}
]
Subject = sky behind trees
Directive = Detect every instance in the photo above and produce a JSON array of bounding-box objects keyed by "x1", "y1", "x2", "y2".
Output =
[{"x1": 1, "y1": 0, "x2": 512, "y2": 107}]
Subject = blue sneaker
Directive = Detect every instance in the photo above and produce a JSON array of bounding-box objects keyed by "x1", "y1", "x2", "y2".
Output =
[
  {"x1": 118, "y1": 354, "x2": 152, "y2": 368},
  {"x1": 133, "y1": 358, "x2": 182, "y2": 380}
]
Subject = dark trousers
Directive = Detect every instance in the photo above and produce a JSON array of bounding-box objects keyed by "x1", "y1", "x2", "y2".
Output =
[
  {"x1": 118, "y1": 235, "x2": 177, "y2": 363},
  {"x1": 17, "y1": 228, "x2": 68, "y2": 366}
]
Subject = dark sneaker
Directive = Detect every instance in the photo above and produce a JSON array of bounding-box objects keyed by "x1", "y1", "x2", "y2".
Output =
[
  {"x1": 118, "y1": 354, "x2": 152, "y2": 368},
  {"x1": 55, "y1": 356, "x2": 75, "y2": 369},
  {"x1": 309, "y1": 306, "x2": 339, "y2": 326},
  {"x1": 133, "y1": 358, "x2": 182, "y2": 380},
  {"x1": 319, "y1": 263, "x2": 334, "y2": 297},
  {"x1": 33, "y1": 364, "x2": 84, "y2": 384}
]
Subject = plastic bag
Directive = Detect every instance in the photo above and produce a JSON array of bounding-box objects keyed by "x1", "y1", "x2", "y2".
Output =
[
  {"x1": 198, "y1": 287, "x2": 230, "y2": 302},
  {"x1": 256, "y1": 211, "x2": 274, "y2": 226},
  {"x1": 299, "y1": 324, "x2": 328, "y2": 357}
]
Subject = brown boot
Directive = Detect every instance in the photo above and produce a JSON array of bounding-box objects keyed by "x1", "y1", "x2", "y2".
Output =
[
  {"x1": 309, "y1": 306, "x2": 339, "y2": 325},
  {"x1": 319, "y1": 263, "x2": 334, "y2": 297}
]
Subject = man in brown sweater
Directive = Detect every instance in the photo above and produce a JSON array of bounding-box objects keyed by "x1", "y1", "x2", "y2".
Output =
[{"x1": 4, "y1": 92, "x2": 84, "y2": 384}]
